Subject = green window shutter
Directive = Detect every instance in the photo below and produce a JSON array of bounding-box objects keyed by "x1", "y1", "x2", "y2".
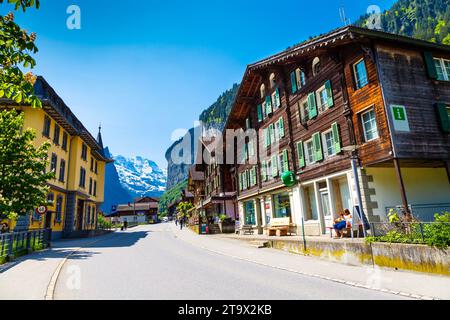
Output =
[
  {"x1": 275, "y1": 88, "x2": 281, "y2": 107},
  {"x1": 290, "y1": 72, "x2": 297, "y2": 93},
  {"x1": 435, "y1": 103, "x2": 450, "y2": 133},
  {"x1": 308, "y1": 92, "x2": 318, "y2": 119},
  {"x1": 269, "y1": 124, "x2": 275, "y2": 145},
  {"x1": 312, "y1": 132, "x2": 323, "y2": 162},
  {"x1": 271, "y1": 154, "x2": 278, "y2": 177},
  {"x1": 265, "y1": 96, "x2": 272, "y2": 114},
  {"x1": 239, "y1": 173, "x2": 243, "y2": 191},
  {"x1": 282, "y1": 150, "x2": 289, "y2": 172},
  {"x1": 424, "y1": 52, "x2": 438, "y2": 80},
  {"x1": 325, "y1": 80, "x2": 334, "y2": 108},
  {"x1": 279, "y1": 117, "x2": 285, "y2": 138},
  {"x1": 252, "y1": 166, "x2": 257, "y2": 186},
  {"x1": 331, "y1": 122, "x2": 342, "y2": 153},
  {"x1": 263, "y1": 128, "x2": 269, "y2": 147},
  {"x1": 297, "y1": 141, "x2": 305, "y2": 168},
  {"x1": 243, "y1": 171, "x2": 247, "y2": 189},
  {"x1": 261, "y1": 161, "x2": 267, "y2": 181},
  {"x1": 257, "y1": 104, "x2": 263, "y2": 122}
]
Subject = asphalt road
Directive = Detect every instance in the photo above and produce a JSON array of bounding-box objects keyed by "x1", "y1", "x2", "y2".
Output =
[{"x1": 54, "y1": 223, "x2": 406, "y2": 300}]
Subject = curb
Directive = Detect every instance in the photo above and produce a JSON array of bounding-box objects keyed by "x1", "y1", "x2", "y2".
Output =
[
  {"x1": 44, "y1": 231, "x2": 119, "y2": 300},
  {"x1": 169, "y1": 224, "x2": 438, "y2": 300}
]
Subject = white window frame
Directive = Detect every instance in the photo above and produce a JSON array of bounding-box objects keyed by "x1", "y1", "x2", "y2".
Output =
[
  {"x1": 298, "y1": 98, "x2": 309, "y2": 124},
  {"x1": 322, "y1": 129, "x2": 336, "y2": 158},
  {"x1": 434, "y1": 57, "x2": 450, "y2": 81},
  {"x1": 315, "y1": 85, "x2": 329, "y2": 114},
  {"x1": 353, "y1": 58, "x2": 369, "y2": 89},
  {"x1": 361, "y1": 108, "x2": 379, "y2": 142},
  {"x1": 304, "y1": 139, "x2": 315, "y2": 165}
]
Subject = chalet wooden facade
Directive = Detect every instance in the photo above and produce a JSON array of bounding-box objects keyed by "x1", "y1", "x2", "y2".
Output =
[
  {"x1": 187, "y1": 138, "x2": 237, "y2": 226},
  {"x1": 225, "y1": 26, "x2": 450, "y2": 236}
]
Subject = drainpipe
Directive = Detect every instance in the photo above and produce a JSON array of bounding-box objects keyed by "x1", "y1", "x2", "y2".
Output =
[{"x1": 351, "y1": 154, "x2": 367, "y2": 237}]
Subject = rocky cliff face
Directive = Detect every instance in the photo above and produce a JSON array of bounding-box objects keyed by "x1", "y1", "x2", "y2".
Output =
[{"x1": 164, "y1": 84, "x2": 239, "y2": 190}]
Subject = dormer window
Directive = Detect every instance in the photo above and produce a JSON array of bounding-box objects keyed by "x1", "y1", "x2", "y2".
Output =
[{"x1": 312, "y1": 57, "x2": 321, "y2": 76}]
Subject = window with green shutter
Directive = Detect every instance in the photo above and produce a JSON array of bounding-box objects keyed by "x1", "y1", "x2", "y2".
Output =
[
  {"x1": 278, "y1": 117, "x2": 285, "y2": 138},
  {"x1": 312, "y1": 132, "x2": 323, "y2": 162},
  {"x1": 331, "y1": 122, "x2": 341, "y2": 153},
  {"x1": 297, "y1": 141, "x2": 305, "y2": 168},
  {"x1": 325, "y1": 80, "x2": 334, "y2": 108},
  {"x1": 243, "y1": 171, "x2": 248, "y2": 189},
  {"x1": 263, "y1": 128, "x2": 269, "y2": 147},
  {"x1": 275, "y1": 88, "x2": 281, "y2": 108},
  {"x1": 271, "y1": 154, "x2": 278, "y2": 177},
  {"x1": 269, "y1": 124, "x2": 275, "y2": 145},
  {"x1": 308, "y1": 92, "x2": 318, "y2": 119},
  {"x1": 261, "y1": 161, "x2": 267, "y2": 181},
  {"x1": 265, "y1": 96, "x2": 273, "y2": 115},
  {"x1": 252, "y1": 166, "x2": 257, "y2": 186},
  {"x1": 239, "y1": 173, "x2": 243, "y2": 191},
  {"x1": 424, "y1": 52, "x2": 438, "y2": 80},
  {"x1": 291, "y1": 71, "x2": 297, "y2": 94},
  {"x1": 435, "y1": 103, "x2": 450, "y2": 133},
  {"x1": 282, "y1": 150, "x2": 289, "y2": 172},
  {"x1": 257, "y1": 104, "x2": 263, "y2": 122}
]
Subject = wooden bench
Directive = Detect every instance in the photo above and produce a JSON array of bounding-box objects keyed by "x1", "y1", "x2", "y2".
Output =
[
  {"x1": 241, "y1": 225, "x2": 255, "y2": 235},
  {"x1": 267, "y1": 217, "x2": 290, "y2": 237}
]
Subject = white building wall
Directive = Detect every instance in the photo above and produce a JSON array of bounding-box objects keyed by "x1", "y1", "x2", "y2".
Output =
[{"x1": 365, "y1": 167, "x2": 450, "y2": 220}]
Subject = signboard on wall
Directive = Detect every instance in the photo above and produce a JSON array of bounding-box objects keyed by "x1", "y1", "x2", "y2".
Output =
[{"x1": 390, "y1": 105, "x2": 410, "y2": 132}]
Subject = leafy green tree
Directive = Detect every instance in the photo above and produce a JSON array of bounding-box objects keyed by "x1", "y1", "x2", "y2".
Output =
[
  {"x1": 0, "y1": 0, "x2": 52, "y2": 220},
  {"x1": 176, "y1": 201, "x2": 194, "y2": 219},
  {"x1": 0, "y1": 110, "x2": 54, "y2": 220},
  {"x1": 0, "y1": 0, "x2": 41, "y2": 107}
]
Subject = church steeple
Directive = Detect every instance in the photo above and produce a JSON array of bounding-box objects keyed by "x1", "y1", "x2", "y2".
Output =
[
  {"x1": 97, "y1": 123, "x2": 105, "y2": 156},
  {"x1": 97, "y1": 123, "x2": 103, "y2": 147}
]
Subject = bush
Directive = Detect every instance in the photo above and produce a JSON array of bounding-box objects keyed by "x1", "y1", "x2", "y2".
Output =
[
  {"x1": 98, "y1": 215, "x2": 112, "y2": 230},
  {"x1": 365, "y1": 212, "x2": 450, "y2": 249}
]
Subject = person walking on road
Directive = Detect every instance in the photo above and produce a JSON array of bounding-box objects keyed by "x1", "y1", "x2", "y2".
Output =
[{"x1": 179, "y1": 216, "x2": 184, "y2": 230}]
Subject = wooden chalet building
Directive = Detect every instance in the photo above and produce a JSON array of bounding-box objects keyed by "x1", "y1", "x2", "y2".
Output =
[
  {"x1": 187, "y1": 138, "x2": 237, "y2": 224},
  {"x1": 225, "y1": 26, "x2": 450, "y2": 236},
  {"x1": 113, "y1": 197, "x2": 159, "y2": 224}
]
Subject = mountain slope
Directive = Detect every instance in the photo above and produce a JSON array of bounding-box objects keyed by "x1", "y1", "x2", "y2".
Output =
[
  {"x1": 101, "y1": 147, "x2": 133, "y2": 213},
  {"x1": 113, "y1": 154, "x2": 167, "y2": 199},
  {"x1": 355, "y1": 0, "x2": 450, "y2": 44}
]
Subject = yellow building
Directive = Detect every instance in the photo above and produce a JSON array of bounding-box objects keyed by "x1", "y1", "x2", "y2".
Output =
[{"x1": 1, "y1": 76, "x2": 112, "y2": 239}]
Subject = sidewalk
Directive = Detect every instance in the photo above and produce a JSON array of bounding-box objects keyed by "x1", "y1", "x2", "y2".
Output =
[
  {"x1": 0, "y1": 232, "x2": 117, "y2": 300},
  {"x1": 171, "y1": 224, "x2": 450, "y2": 300}
]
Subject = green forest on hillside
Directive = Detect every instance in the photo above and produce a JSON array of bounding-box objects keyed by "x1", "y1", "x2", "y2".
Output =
[
  {"x1": 356, "y1": 0, "x2": 450, "y2": 44},
  {"x1": 158, "y1": 179, "x2": 188, "y2": 217}
]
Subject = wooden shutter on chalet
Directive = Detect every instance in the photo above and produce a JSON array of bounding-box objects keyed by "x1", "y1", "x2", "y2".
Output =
[
  {"x1": 261, "y1": 161, "x2": 267, "y2": 181},
  {"x1": 265, "y1": 96, "x2": 273, "y2": 115},
  {"x1": 282, "y1": 150, "x2": 289, "y2": 172},
  {"x1": 242, "y1": 171, "x2": 248, "y2": 190},
  {"x1": 269, "y1": 124, "x2": 275, "y2": 144},
  {"x1": 239, "y1": 173, "x2": 243, "y2": 191},
  {"x1": 275, "y1": 88, "x2": 281, "y2": 108},
  {"x1": 308, "y1": 92, "x2": 318, "y2": 119},
  {"x1": 263, "y1": 128, "x2": 269, "y2": 147},
  {"x1": 424, "y1": 52, "x2": 438, "y2": 80},
  {"x1": 331, "y1": 122, "x2": 342, "y2": 153},
  {"x1": 252, "y1": 166, "x2": 257, "y2": 186},
  {"x1": 435, "y1": 103, "x2": 450, "y2": 133},
  {"x1": 279, "y1": 117, "x2": 285, "y2": 138},
  {"x1": 271, "y1": 154, "x2": 278, "y2": 177},
  {"x1": 257, "y1": 104, "x2": 263, "y2": 122},
  {"x1": 312, "y1": 132, "x2": 323, "y2": 162},
  {"x1": 291, "y1": 72, "x2": 297, "y2": 94},
  {"x1": 325, "y1": 80, "x2": 334, "y2": 108},
  {"x1": 297, "y1": 141, "x2": 305, "y2": 168}
]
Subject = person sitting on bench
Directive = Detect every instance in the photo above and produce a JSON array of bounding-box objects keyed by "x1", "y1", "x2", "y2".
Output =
[{"x1": 333, "y1": 209, "x2": 352, "y2": 238}]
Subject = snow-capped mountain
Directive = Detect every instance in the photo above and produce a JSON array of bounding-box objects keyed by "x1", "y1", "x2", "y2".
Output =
[{"x1": 113, "y1": 154, "x2": 167, "y2": 198}]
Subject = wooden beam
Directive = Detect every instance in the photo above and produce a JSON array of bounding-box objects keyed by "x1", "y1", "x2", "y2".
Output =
[{"x1": 393, "y1": 158, "x2": 412, "y2": 219}]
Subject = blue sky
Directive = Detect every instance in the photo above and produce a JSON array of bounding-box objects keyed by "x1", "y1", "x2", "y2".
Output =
[{"x1": 3, "y1": 0, "x2": 395, "y2": 167}]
